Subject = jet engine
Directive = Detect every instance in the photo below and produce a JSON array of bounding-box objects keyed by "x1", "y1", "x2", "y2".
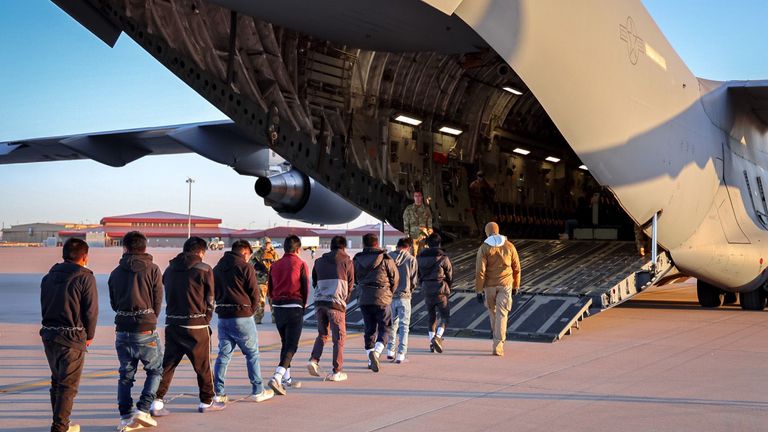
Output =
[{"x1": 255, "y1": 169, "x2": 362, "y2": 225}]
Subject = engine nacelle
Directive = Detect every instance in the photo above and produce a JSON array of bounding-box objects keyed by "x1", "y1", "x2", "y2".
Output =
[{"x1": 255, "y1": 169, "x2": 362, "y2": 225}]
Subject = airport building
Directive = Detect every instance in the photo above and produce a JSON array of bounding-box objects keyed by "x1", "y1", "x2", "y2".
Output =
[{"x1": 1, "y1": 222, "x2": 97, "y2": 246}]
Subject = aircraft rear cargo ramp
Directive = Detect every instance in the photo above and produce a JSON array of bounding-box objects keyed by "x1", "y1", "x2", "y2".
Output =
[{"x1": 305, "y1": 239, "x2": 673, "y2": 342}]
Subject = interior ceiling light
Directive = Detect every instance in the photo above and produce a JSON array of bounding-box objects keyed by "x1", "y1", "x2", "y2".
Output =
[
  {"x1": 513, "y1": 148, "x2": 530, "y2": 155},
  {"x1": 394, "y1": 114, "x2": 422, "y2": 126},
  {"x1": 502, "y1": 86, "x2": 523, "y2": 95},
  {"x1": 438, "y1": 126, "x2": 463, "y2": 136},
  {"x1": 545, "y1": 156, "x2": 561, "y2": 163},
  {"x1": 579, "y1": 165, "x2": 588, "y2": 170}
]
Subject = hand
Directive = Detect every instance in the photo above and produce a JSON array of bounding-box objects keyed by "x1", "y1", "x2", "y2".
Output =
[
  {"x1": 86, "y1": 339, "x2": 93, "y2": 347},
  {"x1": 476, "y1": 293, "x2": 485, "y2": 304}
]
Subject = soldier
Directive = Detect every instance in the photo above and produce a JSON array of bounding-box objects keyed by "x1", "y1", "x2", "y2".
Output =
[
  {"x1": 469, "y1": 171, "x2": 495, "y2": 235},
  {"x1": 403, "y1": 191, "x2": 433, "y2": 256},
  {"x1": 250, "y1": 237, "x2": 280, "y2": 324}
]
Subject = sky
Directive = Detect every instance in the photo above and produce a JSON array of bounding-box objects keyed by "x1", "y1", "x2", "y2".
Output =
[{"x1": 1, "y1": 1, "x2": 767, "y2": 229}]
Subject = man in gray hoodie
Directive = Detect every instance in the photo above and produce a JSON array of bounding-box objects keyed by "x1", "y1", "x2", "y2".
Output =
[
  {"x1": 353, "y1": 233, "x2": 399, "y2": 373},
  {"x1": 386, "y1": 238, "x2": 418, "y2": 364},
  {"x1": 307, "y1": 236, "x2": 354, "y2": 382}
]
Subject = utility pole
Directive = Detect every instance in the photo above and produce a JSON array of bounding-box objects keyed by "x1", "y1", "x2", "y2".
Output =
[{"x1": 186, "y1": 177, "x2": 195, "y2": 238}]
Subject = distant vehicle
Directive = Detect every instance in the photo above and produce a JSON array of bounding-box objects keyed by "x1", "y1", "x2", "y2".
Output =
[
  {"x1": 272, "y1": 242, "x2": 283, "y2": 249},
  {"x1": 209, "y1": 237, "x2": 225, "y2": 250}
]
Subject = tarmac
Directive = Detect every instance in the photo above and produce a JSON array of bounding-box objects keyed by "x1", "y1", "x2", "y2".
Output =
[{"x1": 1, "y1": 247, "x2": 767, "y2": 431}]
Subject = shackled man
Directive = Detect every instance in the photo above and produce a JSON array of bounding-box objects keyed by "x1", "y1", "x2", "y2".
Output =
[
  {"x1": 475, "y1": 222, "x2": 521, "y2": 356},
  {"x1": 40, "y1": 238, "x2": 98, "y2": 432},
  {"x1": 403, "y1": 191, "x2": 433, "y2": 256}
]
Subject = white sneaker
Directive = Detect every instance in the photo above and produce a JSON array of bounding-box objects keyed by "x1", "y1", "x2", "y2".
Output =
[
  {"x1": 149, "y1": 399, "x2": 170, "y2": 417},
  {"x1": 246, "y1": 388, "x2": 275, "y2": 402},
  {"x1": 213, "y1": 394, "x2": 229, "y2": 403},
  {"x1": 307, "y1": 360, "x2": 320, "y2": 377},
  {"x1": 326, "y1": 371, "x2": 348, "y2": 382},
  {"x1": 395, "y1": 353, "x2": 406, "y2": 364},
  {"x1": 117, "y1": 413, "x2": 134, "y2": 430},
  {"x1": 198, "y1": 401, "x2": 226, "y2": 413},
  {"x1": 131, "y1": 410, "x2": 157, "y2": 427},
  {"x1": 282, "y1": 377, "x2": 302, "y2": 388}
]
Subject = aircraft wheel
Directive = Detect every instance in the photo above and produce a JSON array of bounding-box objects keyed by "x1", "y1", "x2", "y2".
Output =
[
  {"x1": 697, "y1": 280, "x2": 723, "y2": 308},
  {"x1": 739, "y1": 289, "x2": 767, "y2": 311},
  {"x1": 724, "y1": 292, "x2": 738, "y2": 305}
]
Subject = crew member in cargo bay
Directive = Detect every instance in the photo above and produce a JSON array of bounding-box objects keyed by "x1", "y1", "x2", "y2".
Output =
[
  {"x1": 251, "y1": 237, "x2": 280, "y2": 324},
  {"x1": 403, "y1": 190, "x2": 433, "y2": 256}
]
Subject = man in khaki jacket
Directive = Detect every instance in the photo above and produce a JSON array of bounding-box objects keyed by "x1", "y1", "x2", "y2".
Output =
[{"x1": 475, "y1": 222, "x2": 521, "y2": 356}]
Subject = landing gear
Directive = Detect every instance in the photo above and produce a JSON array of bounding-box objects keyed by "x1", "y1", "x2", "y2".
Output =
[
  {"x1": 697, "y1": 280, "x2": 723, "y2": 308},
  {"x1": 723, "y1": 292, "x2": 738, "y2": 305},
  {"x1": 739, "y1": 289, "x2": 767, "y2": 311}
]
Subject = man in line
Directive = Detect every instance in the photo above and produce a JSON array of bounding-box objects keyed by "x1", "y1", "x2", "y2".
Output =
[
  {"x1": 403, "y1": 190, "x2": 433, "y2": 256},
  {"x1": 267, "y1": 235, "x2": 310, "y2": 395},
  {"x1": 386, "y1": 238, "x2": 418, "y2": 364},
  {"x1": 417, "y1": 233, "x2": 453, "y2": 354},
  {"x1": 151, "y1": 237, "x2": 224, "y2": 415},
  {"x1": 307, "y1": 236, "x2": 354, "y2": 381},
  {"x1": 251, "y1": 237, "x2": 280, "y2": 324},
  {"x1": 40, "y1": 238, "x2": 98, "y2": 432},
  {"x1": 212, "y1": 240, "x2": 275, "y2": 404},
  {"x1": 108, "y1": 231, "x2": 163, "y2": 431},
  {"x1": 475, "y1": 222, "x2": 521, "y2": 356},
  {"x1": 354, "y1": 233, "x2": 399, "y2": 373}
]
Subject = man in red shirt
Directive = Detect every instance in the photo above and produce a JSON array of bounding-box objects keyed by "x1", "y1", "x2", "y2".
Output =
[{"x1": 267, "y1": 235, "x2": 309, "y2": 395}]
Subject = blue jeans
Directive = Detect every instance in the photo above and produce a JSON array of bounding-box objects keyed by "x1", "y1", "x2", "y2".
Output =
[
  {"x1": 214, "y1": 317, "x2": 264, "y2": 395},
  {"x1": 387, "y1": 298, "x2": 412, "y2": 356},
  {"x1": 115, "y1": 331, "x2": 163, "y2": 416}
]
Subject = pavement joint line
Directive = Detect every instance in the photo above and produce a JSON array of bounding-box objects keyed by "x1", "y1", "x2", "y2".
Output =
[{"x1": 0, "y1": 333, "x2": 360, "y2": 395}]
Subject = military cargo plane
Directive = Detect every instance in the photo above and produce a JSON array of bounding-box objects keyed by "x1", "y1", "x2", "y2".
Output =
[{"x1": 2, "y1": 0, "x2": 767, "y2": 311}]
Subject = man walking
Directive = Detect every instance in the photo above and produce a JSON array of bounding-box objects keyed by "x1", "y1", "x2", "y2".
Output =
[
  {"x1": 386, "y1": 238, "x2": 418, "y2": 364},
  {"x1": 250, "y1": 237, "x2": 280, "y2": 324},
  {"x1": 151, "y1": 237, "x2": 224, "y2": 415},
  {"x1": 403, "y1": 190, "x2": 433, "y2": 256},
  {"x1": 40, "y1": 238, "x2": 98, "y2": 432},
  {"x1": 212, "y1": 240, "x2": 274, "y2": 404},
  {"x1": 108, "y1": 231, "x2": 163, "y2": 431},
  {"x1": 475, "y1": 222, "x2": 521, "y2": 356},
  {"x1": 267, "y1": 235, "x2": 310, "y2": 395},
  {"x1": 307, "y1": 236, "x2": 354, "y2": 381},
  {"x1": 417, "y1": 233, "x2": 453, "y2": 354},
  {"x1": 354, "y1": 233, "x2": 399, "y2": 373}
]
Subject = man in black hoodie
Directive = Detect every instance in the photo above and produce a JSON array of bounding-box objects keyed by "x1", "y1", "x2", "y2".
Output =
[
  {"x1": 353, "y1": 233, "x2": 399, "y2": 373},
  {"x1": 40, "y1": 238, "x2": 98, "y2": 432},
  {"x1": 307, "y1": 236, "x2": 354, "y2": 382},
  {"x1": 417, "y1": 233, "x2": 453, "y2": 354},
  {"x1": 212, "y1": 240, "x2": 274, "y2": 403},
  {"x1": 151, "y1": 236, "x2": 224, "y2": 416},
  {"x1": 108, "y1": 231, "x2": 163, "y2": 430}
]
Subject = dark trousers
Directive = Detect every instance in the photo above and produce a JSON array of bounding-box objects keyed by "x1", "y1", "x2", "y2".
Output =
[
  {"x1": 360, "y1": 304, "x2": 391, "y2": 350},
  {"x1": 155, "y1": 325, "x2": 214, "y2": 404},
  {"x1": 115, "y1": 330, "x2": 163, "y2": 416},
  {"x1": 273, "y1": 307, "x2": 304, "y2": 368},
  {"x1": 426, "y1": 294, "x2": 450, "y2": 332},
  {"x1": 310, "y1": 306, "x2": 346, "y2": 373},
  {"x1": 43, "y1": 340, "x2": 85, "y2": 432}
]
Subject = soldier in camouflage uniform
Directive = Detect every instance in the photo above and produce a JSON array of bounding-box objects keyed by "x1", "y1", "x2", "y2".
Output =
[
  {"x1": 250, "y1": 237, "x2": 280, "y2": 324},
  {"x1": 403, "y1": 191, "x2": 433, "y2": 256}
]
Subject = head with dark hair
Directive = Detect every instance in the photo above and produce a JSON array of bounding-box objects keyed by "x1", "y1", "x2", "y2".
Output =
[
  {"x1": 396, "y1": 237, "x2": 413, "y2": 250},
  {"x1": 284, "y1": 235, "x2": 301, "y2": 253},
  {"x1": 330, "y1": 236, "x2": 347, "y2": 251},
  {"x1": 183, "y1": 236, "x2": 208, "y2": 256},
  {"x1": 231, "y1": 239, "x2": 253, "y2": 256},
  {"x1": 362, "y1": 233, "x2": 379, "y2": 248},
  {"x1": 122, "y1": 231, "x2": 147, "y2": 254},
  {"x1": 426, "y1": 232, "x2": 442, "y2": 248},
  {"x1": 413, "y1": 190, "x2": 424, "y2": 206},
  {"x1": 63, "y1": 238, "x2": 89, "y2": 264}
]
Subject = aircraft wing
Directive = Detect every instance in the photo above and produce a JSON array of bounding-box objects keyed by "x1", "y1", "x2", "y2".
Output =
[
  {"x1": 0, "y1": 120, "x2": 234, "y2": 167},
  {"x1": 727, "y1": 80, "x2": 768, "y2": 127}
]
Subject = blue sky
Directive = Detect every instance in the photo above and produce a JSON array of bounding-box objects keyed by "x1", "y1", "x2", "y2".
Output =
[{"x1": 1, "y1": 1, "x2": 766, "y2": 229}]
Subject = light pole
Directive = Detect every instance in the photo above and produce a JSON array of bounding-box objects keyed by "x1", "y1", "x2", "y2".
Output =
[{"x1": 186, "y1": 177, "x2": 195, "y2": 238}]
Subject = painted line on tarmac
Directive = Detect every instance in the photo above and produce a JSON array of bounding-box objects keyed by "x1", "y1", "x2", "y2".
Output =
[{"x1": 0, "y1": 333, "x2": 360, "y2": 395}]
